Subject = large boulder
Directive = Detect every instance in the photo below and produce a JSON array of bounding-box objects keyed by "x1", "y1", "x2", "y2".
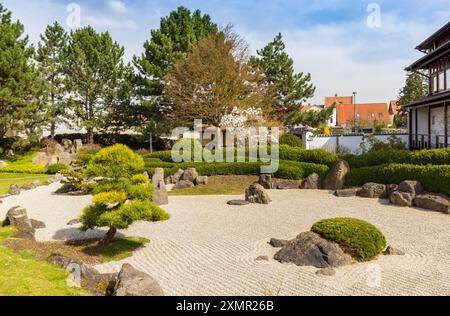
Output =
[
  {"x1": 245, "y1": 183, "x2": 271, "y2": 204},
  {"x1": 152, "y1": 180, "x2": 169, "y2": 205},
  {"x1": 152, "y1": 168, "x2": 164, "y2": 190},
  {"x1": 3, "y1": 206, "x2": 33, "y2": 230},
  {"x1": 322, "y1": 160, "x2": 350, "y2": 190},
  {"x1": 195, "y1": 176, "x2": 208, "y2": 185},
  {"x1": 300, "y1": 173, "x2": 321, "y2": 190},
  {"x1": 274, "y1": 232, "x2": 354, "y2": 268},
  {"x1": 8, "y1": 184, "x2": 21, "y2": 195},
  {"x1": 390, "y1": 191, "x2": 414, "y2": 207},
  {"x1": 182, "y1": 168, "x2": 199, "y2": 183},
  {"x1": 47, "y1": 254, "x2": 99, "y2": 279},
  {"x1": 398, "y1": 181, "x2": 424, "y2": 197},
  {"x1": 258, "y1": 174, "x2": 272, "y2": 189},
  {"x1": 175, "y1": 180, "x2": 195, "y2": 190},
  {"x1": 113, "y1": 263, "x2": 164, "y2": 296},
  {"x1": 172, "y1": 169, "x2": 184, "y2": 183},
  {"x1": 61, "y1": 139, "x2": 73, "y2": 151},
  {"x1": 414, "y1": 193, "x2": 450, "y2": 214},
  {"x1": 357, "y1": 183, "x2": 387, "y2": 199}
]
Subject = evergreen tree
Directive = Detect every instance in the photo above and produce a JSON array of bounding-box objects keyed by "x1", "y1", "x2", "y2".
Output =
[
  {"x1": 252, "y1": 33, "x2": 315, "y2": 120},
  {"x1": 0, "y1": 3, "x2": 42, "y2": 147},
  {"x1": 396, "y1": 72, "x2": 428, "y2": 127},
  {"x1": 133, "y1": 7, "x2": 217, "y2": 115},
  {"x1": 64, "y1": 26, "x2": 129, "y2": 144},
  {"x1": 36, "y1": 22, "x2": 69, "y2": 139}
]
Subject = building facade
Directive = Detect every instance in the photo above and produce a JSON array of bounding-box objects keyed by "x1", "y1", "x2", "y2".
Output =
[{"x1": 405, "y1": 21, "x2": 450, "y2": 149}]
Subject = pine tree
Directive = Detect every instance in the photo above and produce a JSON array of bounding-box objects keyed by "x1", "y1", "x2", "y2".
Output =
[
  {"x1": 64, "y1": 26, "x2": 129, "y2": 144},
  {"x1": 36, "y1": 22, "x2": 69, "y2": 139},
  {"x1": 395, "y1": 72, "x2": 428, "y2": 128},
  {"x1": 0, "y1": 3, "x2": 42, "y2": 149},
  {"x1": 252, "y1": 33, "x2": 315, "y2": 120}
]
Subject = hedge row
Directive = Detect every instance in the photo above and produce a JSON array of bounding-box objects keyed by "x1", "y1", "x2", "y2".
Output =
[
  {"x1": 146, "y1": 160, "x2": 329, "y2": 180},
  {"x1": 342, "y1": 148, "x2": 450, "y2": 169},
  {"x1": 145, "y1": 145, "x2": 338, "y2": 167},
  {"x1": 347, "y1": 164, "x2": 450, "y2": 195}
]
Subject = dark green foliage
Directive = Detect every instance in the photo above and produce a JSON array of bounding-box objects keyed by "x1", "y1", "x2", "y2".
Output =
[
  {"x1": 286, "y1": 106, "x2": 335, "y2": 127},
  {"x1": 86, "y1": 144, "x2": 144, "y2": 180},
  {"x1": 347, "y1": 164, "x2": 450, "y2": 195},
  {"x1": 279, "y1": 134, "x2": 302, "y2": 147},
  {"x1": 46, "y1": 163, "x2": 68, "y2": 174},
  {"x1": 311, "y1": 218, "x2": 386, "y2": 261},
  {"x1": 251, "y1": 33, "x2": 315, "y2": 120},
  {"x1": 343, "y1": 148, "x2": 450, "y2": 169},
  {"x1": 397, "y1": 72, "x2": 428, "y2": 118}
]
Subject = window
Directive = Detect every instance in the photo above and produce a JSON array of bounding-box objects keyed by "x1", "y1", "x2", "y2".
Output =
[
  {"x1": 371, "y1": 112, "x2": 375, "y2": 118},
  {"x1": 432, "y1": 75, "x2": 438, "y2": 92},
  {"x1": 379, "y1": 112, "x2": 383, "y2": 119},
  {"x1": 438, "y1": 72, "x2": 445, "y2": 91}
]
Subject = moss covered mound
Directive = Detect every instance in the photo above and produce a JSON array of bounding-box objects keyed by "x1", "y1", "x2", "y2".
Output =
[{"x1": 311, "y1": 218, "x2": 386, "y2": 261}]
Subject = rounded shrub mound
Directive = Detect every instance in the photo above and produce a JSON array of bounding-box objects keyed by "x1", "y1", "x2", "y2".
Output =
[
  {"x1": 279, "y1": 133, "x2": 302, "y2": 147},
  {"x1": 311, "y1": 218, "x2": 386, "y2": 261}
]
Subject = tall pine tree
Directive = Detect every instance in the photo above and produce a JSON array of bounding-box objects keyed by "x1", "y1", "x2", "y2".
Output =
[
  {"x1": 0, "y1": 3, "x2": 42, "y2": 149},
  {"x1": 395, "y1": 72, "x2": 428, "y2": 127},
  {"x1": 252, "y1": 33, "x2": 315, "y2": 121},
  {"x1": 36, "y1": 22, "x2": 69, "y2": 139},
  {"x1": 64, "y1": 26, "x2": 129, "y2": 144}
]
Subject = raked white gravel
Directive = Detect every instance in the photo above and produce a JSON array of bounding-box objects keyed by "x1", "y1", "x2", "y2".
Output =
[{"x1": 1, "y1": 183, "x2": 449, "y2": 296}]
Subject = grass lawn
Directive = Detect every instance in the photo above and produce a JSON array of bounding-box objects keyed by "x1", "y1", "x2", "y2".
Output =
[
  {"x1": 169, "y1": 175, "x2": 258, "y2": 196},
  {"x1": 0, "y1": 226, "x2": 89, "y2": 296},
  {"x1": 0, "y1": 173, "x2": 51, "y2": 195},
  {"x1": 0, "y1": 151, "x2": 47, "y2": 174}
]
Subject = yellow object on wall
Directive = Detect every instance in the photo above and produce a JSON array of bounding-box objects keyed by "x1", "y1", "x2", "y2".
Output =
[{"x1": 323, "y1": 127, "x2": 331, "y2": 135}]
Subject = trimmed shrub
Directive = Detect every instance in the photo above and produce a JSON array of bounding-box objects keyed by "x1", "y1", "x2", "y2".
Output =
[
  {"x1": 279, "y1": 134, "x2": 302, "y2": 147},
  {"x1": 87, "y1": 144, "x2": 145, "y2": 180},
  {"x1": 278, "y1": 145, "x2": 338, "y2": 167},
  {"x1": 46, "y1": 163, "x2": 68, "y2": 174},
  {"x1": 93, "y1": 191, "x2": 128, "y2": 205},
  {"x1": 131, "y1": 174, "x2": 149, "y2": 185},
  {"x1": 311, "y1": 218, "x2": 386, "y2": 261},
  {"x1": 347, "y1": 164, "x2": 450, "y2": 195}
]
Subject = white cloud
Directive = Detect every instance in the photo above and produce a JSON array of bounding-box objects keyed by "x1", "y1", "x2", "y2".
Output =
[
  {"x1": 84, "y1": 15, "x2": 137, "y2": 30},
  {"x1": 108, "y1": 0, "x2": 128, "y2": 14}
]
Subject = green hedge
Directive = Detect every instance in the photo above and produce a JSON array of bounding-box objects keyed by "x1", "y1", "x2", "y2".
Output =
[
  {"x1": 347, "y1": 164, "x2": 450, "y2": 195},
  {"x1": 144, "y1": 145, "x2": 338, "y2": 167},
  {"x1": 279, "y1": 134, "x2": 302, "y2": 147},
  {"x1": 342, "y1": 148, "x2": 450, "y2": 169},
  {"x1": 146, "y1": 160, "x2": 329, "y2": 180},
  {"x1": 312, "y1": 218, "x2": 386, "y2": 261}
]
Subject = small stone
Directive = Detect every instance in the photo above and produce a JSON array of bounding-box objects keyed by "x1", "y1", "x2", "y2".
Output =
[
  {"x1": 8, "y1": 184, "x2": 21, "y2": 195},
  {"x1": 316, "y1": 268, "x2": 336, "y2": 276},
  {"x1": 334, "y1": 188, "x2": 358, "y2": 197},
  {"x1": 194, "y1": 176, "x2": 208, "y2": 185},
  {"x1": 30, "y1": 219, "x2": 46, "y2": 229},
  {"x1": 245, "y1": 183, "x2": 271, "y2": 204},
  {"x1": 255, "y1": 255, "x2": 269, "y2": 261},
  {"x1": 227, "y1": 200, "x2": 250, "y2": 206},
  {"x1": 272, "y1": 179, "x2": 300, "y2": 190},
  {"x1": 383, "y1": 246, "x2": 405, "y2": 256},
  {"x1": 357, "y1": 183, "x2": 387, "y2": 198},
  {"x1": 301, "y1": 173, "x2": 321, "y2": 190},
  {"x1": 174, "y1": 180, "x2": 195, "y2": 190},
  {"x1": 269, "y1": 238, "x2": 289, "y2": 248},
  {"x1": 67, "y1": 219, "x2": 80, "y2": 226}
]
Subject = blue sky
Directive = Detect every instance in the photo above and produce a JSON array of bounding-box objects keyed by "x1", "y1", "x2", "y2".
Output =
[{"x1": 3, "y1": 0, "x2": 450, "y2": 104}]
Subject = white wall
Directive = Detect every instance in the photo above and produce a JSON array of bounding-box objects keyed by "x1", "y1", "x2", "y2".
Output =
[{"x1": 303, "y1": 132, "x2": 409, "y2": 154}]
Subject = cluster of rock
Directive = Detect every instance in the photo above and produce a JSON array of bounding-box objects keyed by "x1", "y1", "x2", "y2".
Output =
[
  {"x1": 33, "y1": 139, "x2": 83, "y2": 167},
  {"x1": 354, "y1": 180, "x2": 450, "y2": 214},
  {"x1": 2, "y1": 206, "x2": 46, "y2": 239},
  {"x1": 258, "y1": 173, "x2": 322, "y2": 190},
  {"x1": 165, "y1": 167, "x2": 208, "y2": 189},
  {"x1": 48, "y1": 255, "x2": 164, "y2": 296}
]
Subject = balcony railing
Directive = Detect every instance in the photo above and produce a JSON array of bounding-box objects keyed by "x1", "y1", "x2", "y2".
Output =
[{"x1": 410, "y1": 134, "x2": 450, "y2": 149}]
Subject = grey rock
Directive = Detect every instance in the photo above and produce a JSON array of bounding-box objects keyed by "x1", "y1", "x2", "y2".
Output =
[
  {"x1": 386, "y1": 184, "x2": 399, "y2": 197},
  {"x1": 255, "y1": 255, "x2": 269, "y2": 261},
  {"x1": 195, "y1": 176, "x2": 208, "y2": 185},
  {"x1": 182, "y1": 168, "x2": 199, "y2": 183},
  {"x1": 173, "y1": 169, "x2": 184, "y2": 183},
  {"x1": 383, "y1": 246, "x2": 405, "y2": 256},
  {"x1": 3, "y1": 206, "x2": 33, "y2": 230},
  {"x1": 165, "y1": 176, "x2": 173, "y2": 185},
  {"x1": 175, "y1": 180, "x2": 195, "y2": 190},
  {"x1": 152, "y1": 168, "x2": 164, "y2": 189},
  {"x1": 113, "y1": 263, "x2": 164, "y2": 296},
  {"x1": 67, "y1": 219, "x2": 80, "y2": 226},
  {"x1": 227, "y1": 200, "x2": 250, "y2": 206},
  {"x1": 152, "y1": 180, "x2": 169, "y2": 205},
  {"x1": 272, "y1": 179, "x2": 300, "y2": 190},
  {"x1": 21, "y1": 183, "x2": 37, "y2": 190},
  {"x1": 55, "y1": 184, "x2": 77, "y2": 194},
  {"x1": 398, "y1": 181, "x2": 424, "y2": 197},
  {"x1": 357, "y1": 183, "x2": 387, "y2": 199},
  {"x1": 30, "y1": 219, "x2": 46, "y2": 229},
  {"x1": 300, "y1": 173, "x2": 321, "y2": 190},
  {"x1": 274, "y1": 232, "x2": 354, "y2": 268},
  {"x1": 414, "y1": 193, "x2": 450, "y2": 213},
  {"x1": 47, "y1": 253, "x2": 98, "y2": 279},
  {"x1": 316, "y1": 268, "x2": 336, "y2": 276},
  {"x1": 61, "y1": 139, "x2": 73, "y2": 151},
  {"x1": 390, "y1": 191, "x2": 414, "y2": 207},
  {"x1": 334, "y1": 188, "x2": 358, "y2": 197},
  {"x1": 258, "y1": 174, "x2": 272, "y2": 189},
  {"x1": 9, "y1": 184, "x2": 21, "y2": 195},
  {"x1": 74, "y1": 139, "x2": 83, "y2": 152},
  {"x1": 322, "y1": 160, "x2": 350, "y2": 190},
  {"x1": 269, "y1": 238, "x2": 289, "y2": 248},
  {"x1": 245, "y1": 183, "x2": 271, "y2": 204}
]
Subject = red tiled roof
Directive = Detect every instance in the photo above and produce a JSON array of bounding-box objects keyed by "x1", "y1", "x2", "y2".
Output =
[
  {"x1": 325, "y1": 96, "x2": 353, "y2": 108},
  {"x1": 336, "y1": 103, "x2": 390, "y2": 125}
]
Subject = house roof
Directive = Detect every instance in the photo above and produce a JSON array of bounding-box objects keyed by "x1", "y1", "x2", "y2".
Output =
[
  {"x1": 336, "y1": 103, "x2": 390, "y2": 125},
  {"x1": 416, "y1": 21, "x2": 450, "y2": 51},
  {"x1": 324, "y1": 96, "x2": 353, "y2": 107},
  {"x1": 405, "y1": 40, "x2": 450, "y2": 71}
]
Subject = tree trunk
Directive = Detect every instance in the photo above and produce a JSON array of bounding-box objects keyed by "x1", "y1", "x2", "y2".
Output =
[
  {"x1": 50, "y1": 122, "x2": 56, "y2": 140},
  {"x1": 88, "y1": 128, "x2": 94, "y2": 145},
  {"x1": 98, "y1": 226, "x2": 117, "y2": 246}
]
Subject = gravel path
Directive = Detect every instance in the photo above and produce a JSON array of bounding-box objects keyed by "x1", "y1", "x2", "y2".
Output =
[{"x1": 1, "y1": 184, "x2": 449, "y2": 296}]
